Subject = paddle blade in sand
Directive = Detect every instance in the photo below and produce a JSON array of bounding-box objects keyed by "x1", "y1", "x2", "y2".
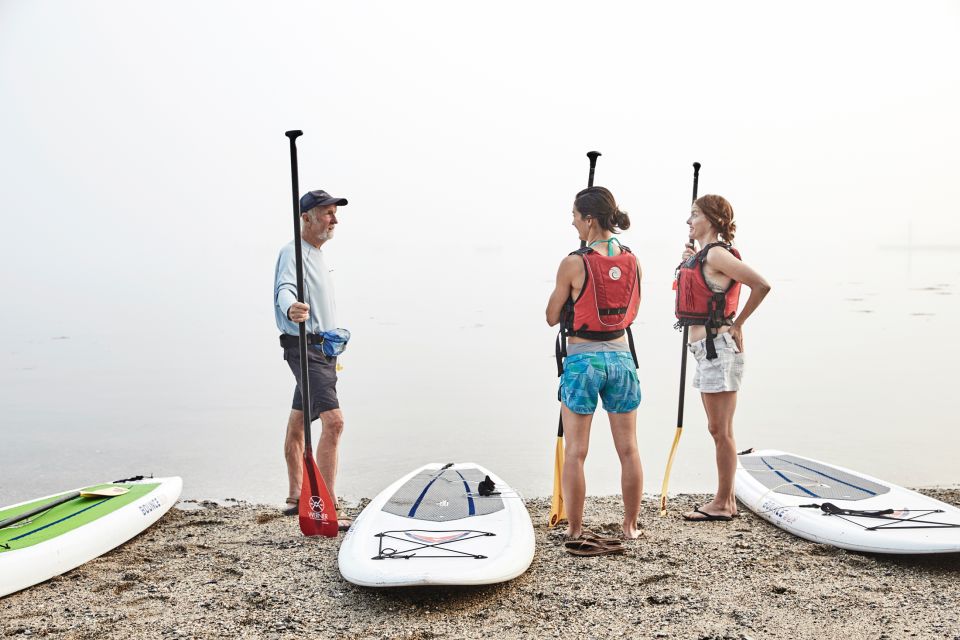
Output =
[
  {"x1": 299, "y1": 453, "x2": 338, "y2": 537},
  {"x1": 549, "y1": 415, "x2": 566, "y2": 527}
]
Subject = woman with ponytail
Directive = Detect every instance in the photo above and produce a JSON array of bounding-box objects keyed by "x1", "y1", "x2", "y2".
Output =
[
  {"x1": 676, "y1": 194, "x2": 770, "y2": 522},
  {"x1": 546, "y1": 186, "x2": 644, "y2": 540}
]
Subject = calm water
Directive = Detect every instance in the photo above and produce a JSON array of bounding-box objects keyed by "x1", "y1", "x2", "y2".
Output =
[{"x1": 1, "y1": 242, "x2": 957, "y2": 508}]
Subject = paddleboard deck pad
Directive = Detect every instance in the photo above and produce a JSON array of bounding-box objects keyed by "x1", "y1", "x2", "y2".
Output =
[
  {"x1": 338, "y1": 463, "x2": 534, "y2": 586},
  {"x1": 736, "y1": 450, "x2": 960, "y2": 554},
  {"x1": 0, "y1": 476, "x2": 183, "y2": 597}
]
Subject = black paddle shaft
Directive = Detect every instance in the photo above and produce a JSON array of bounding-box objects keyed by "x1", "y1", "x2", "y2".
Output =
[
  {"x1": 586, "y1": 151, "x2": 601, "y2": 188},
  {"x1": 676, "y1": 161, "x2": 701, "y2": 428},
  {"x1": 580, "y1": 151, "x2": 602, "y2": 250},
  {"x1": 559, "y1": 150, "x2": 605, "y2": 438},
  {"x1": 285, "y1": 130, "x2": 314, "y2": 448},
  {"x1": 0, "y1": 491, "x2": 80, "y2": 530}
]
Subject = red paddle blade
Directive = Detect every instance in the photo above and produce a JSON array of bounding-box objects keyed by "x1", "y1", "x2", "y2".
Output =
[{"x1": 299, "y1": 454, "x2": 338, "y2": 537}]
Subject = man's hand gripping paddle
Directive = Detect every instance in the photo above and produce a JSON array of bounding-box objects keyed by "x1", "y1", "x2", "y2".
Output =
[
  {"x1": 285, "y1": 130, "x2": 339, "y2": 537},
  {"x1": 659, "y1": 161, "x2": 701, "y2": 516},
  {"x1": 549, "y1": 150, "x2": 601, "y2": 528}
]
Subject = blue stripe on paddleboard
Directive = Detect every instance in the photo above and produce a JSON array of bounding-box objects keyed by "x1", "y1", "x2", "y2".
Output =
[
  {"x1": 454, "y1": 471, "x2": 475, "y2": 516},
  {"x1": 772, "y1": 456, "x2": 879, "y2": 497},
  {"x1": 760, "y1": 456, "x2": 819, "y2": 497},
  {"x1": 9, "y1": 498, "x2": 109, "y2": 542},
  {"x1": 408, "y1": 468, "x2": 449, "y2": 518}
]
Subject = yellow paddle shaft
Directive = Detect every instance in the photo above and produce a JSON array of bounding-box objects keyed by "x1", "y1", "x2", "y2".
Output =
[
  {"x1": 659, "y1": 427, "x2": 683, "y2": 516},
  {"x1": 548, "y1": 436, "x2": 566, "y2": 527}
]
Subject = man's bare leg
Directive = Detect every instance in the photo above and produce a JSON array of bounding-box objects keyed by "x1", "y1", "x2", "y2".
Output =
[
  {"x1": 284, "y1": 409, "x2": 305, "y2": 502},
  {"x1": 315, "y1": 408, "x2": 345, "y2": 502},
  {"x1": 284, "y1": 408, "x2": 345, "y2": 502}
]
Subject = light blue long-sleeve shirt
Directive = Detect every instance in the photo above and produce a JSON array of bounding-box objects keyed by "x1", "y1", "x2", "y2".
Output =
[{"x1": 274, "y1": 240, "x2": 338, "y2": 336}]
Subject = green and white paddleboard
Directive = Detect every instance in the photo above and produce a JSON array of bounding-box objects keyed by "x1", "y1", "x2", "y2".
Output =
[{"x1": 0, "y1": 476, "x2": 182, "y2": 597}]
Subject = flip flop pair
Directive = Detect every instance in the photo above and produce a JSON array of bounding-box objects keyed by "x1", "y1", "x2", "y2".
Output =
[
  {"x1": 682, "y1": 506, "x2": 734, "y2": 522},
  {"x1": 564, "y1": 533, "x2": 625, "y2": 557}
]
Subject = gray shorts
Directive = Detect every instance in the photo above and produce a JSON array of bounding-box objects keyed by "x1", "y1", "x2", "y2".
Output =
[
  {"x1": 284, "y1": 346, "x2": 339, "y2": 419},
  {"x1": 688, "y1": 332, "x2": 744, "y2": 393}
]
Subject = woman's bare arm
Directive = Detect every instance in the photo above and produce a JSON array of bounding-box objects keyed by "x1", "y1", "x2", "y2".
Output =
[
  {"x1": 545, "y1": 256, "x2": 581, "y2": 326},
  {"x1": 708, "y1": 249, "x2": 771, "y2": 351}
]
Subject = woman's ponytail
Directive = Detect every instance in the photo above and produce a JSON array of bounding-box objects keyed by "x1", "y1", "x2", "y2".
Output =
[{"x1": 574, "y1": 186, "x2": 630, "y2": 233}]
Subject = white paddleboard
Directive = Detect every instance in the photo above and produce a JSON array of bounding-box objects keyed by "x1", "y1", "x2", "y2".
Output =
[
  {"x1": 736, "y1": 450, "x2": 960, "y2": 554},
  {"x1": 338, "y1": 463, "x2": 535, "y2": 587},
  {"x1": 0, "y1": 476, "x2": 183, "y2": 597}
]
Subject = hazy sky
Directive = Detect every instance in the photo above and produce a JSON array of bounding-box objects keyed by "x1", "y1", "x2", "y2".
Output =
[
  {"x1": 2, "y1": 2, "x2": 959, "y2": 500},
  {"x1": 3, "y1": 1, "x2": 958, "y2": 339}
]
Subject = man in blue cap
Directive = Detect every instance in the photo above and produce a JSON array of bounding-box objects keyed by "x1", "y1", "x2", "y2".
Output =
[{"x1": 273, "y1": 189, "x2": 349, "y2": 520}]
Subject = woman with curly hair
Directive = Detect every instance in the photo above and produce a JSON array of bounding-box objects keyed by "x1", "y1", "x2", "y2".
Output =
[{"x1": 675, "y1": 194, "x2": 770, "y2": 522}]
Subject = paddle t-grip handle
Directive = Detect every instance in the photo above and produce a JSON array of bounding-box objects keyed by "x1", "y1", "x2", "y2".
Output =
[
  {"x1": 586, "y1": 151, "x2": 601, "y2": 188},
  {"x1": 691, "y1": 162, "x2": 701, "y2": 205}
]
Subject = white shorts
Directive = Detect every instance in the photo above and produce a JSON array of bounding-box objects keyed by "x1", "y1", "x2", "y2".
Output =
[{"x1": 688, "y1": 332, "x2": 744, "y2": 393}]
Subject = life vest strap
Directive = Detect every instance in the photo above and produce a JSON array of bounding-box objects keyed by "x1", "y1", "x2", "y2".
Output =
[
  {"x1": 598, "y1": 307, "x2": 629, "y2": 316},
  {"x1": 703, "y1": 294, "x2": 726, "y2": 360},
  {"x1": 555, "y1": 330, "x2": 566, "y2": 378},
  {"x1": 626, "y1": 326, "x2": 639, "y2": 369},
  {"x1": 704, "y1": 327, "x2": 719, "y2": 360}
]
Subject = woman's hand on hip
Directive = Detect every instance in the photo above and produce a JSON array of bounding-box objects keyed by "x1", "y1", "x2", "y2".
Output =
[{"x1": 729, "y1": 324, "x2": 744, "y2": 353}]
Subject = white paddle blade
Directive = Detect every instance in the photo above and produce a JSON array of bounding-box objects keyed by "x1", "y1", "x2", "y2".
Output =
[{"x1": 80, "y1": 486, "x2": 129, "y2": 498}]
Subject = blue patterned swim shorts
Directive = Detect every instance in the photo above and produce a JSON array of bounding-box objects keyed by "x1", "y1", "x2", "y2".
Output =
[{"x1": 560, "y1": 351, "x2": 641, "y2": 415}]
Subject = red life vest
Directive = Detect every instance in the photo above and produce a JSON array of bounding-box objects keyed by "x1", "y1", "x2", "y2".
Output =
[
  {"x1": 563, "y1": 246, "x2": 640, "y2": 340},
  {"x1": 675, "y1": 242, "x2": 741, "y2": 328}
]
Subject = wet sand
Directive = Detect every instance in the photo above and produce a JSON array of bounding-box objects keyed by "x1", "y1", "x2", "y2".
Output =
[{"x1": 2, "y1": 490, "x2": 959, "y2": 640}]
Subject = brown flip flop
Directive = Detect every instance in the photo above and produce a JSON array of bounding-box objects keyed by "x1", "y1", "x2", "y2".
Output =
[
  {"x1": 682, "y1": 506, "x2": 734, "y2": 522},
  {"x1": 581, "y1": 531, "x2": 624, "y2": 547},
  {"x1": 564, "y1": 538, "x2": 625, "y2": 557}
]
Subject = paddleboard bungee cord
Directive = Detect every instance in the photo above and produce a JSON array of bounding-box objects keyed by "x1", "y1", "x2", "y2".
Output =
[
  {"x1": 797, "y1": 504, "x2": 958, "y2": 531},
  {"x1": 744, "y1": 451, "x2": 959, "y2": 530},
  {"x1": 373, "y1": 529, "x2": 496, "y2": 560},
  {"x1": 736, "y1": 449, "x2": 960, "y2": 553},
  {"x1": 339, "y1": 463, "x2": 534, "y2": 586},
  {"x1": 740, "y1": 473, "x2": 959, "y2": 530},
  {"x1": 366, "y1": 467, "x2": 507, "y2": 560}
]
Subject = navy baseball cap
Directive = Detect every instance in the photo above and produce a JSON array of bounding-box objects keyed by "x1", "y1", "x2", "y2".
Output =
[{"x1": 300, "y1": 189, "x2": 348, "y2": 212}]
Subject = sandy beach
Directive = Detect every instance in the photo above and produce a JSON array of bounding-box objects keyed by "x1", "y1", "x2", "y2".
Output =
[{"x1": 2, "y1": 490, "x2": 959, "y2": 640}]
